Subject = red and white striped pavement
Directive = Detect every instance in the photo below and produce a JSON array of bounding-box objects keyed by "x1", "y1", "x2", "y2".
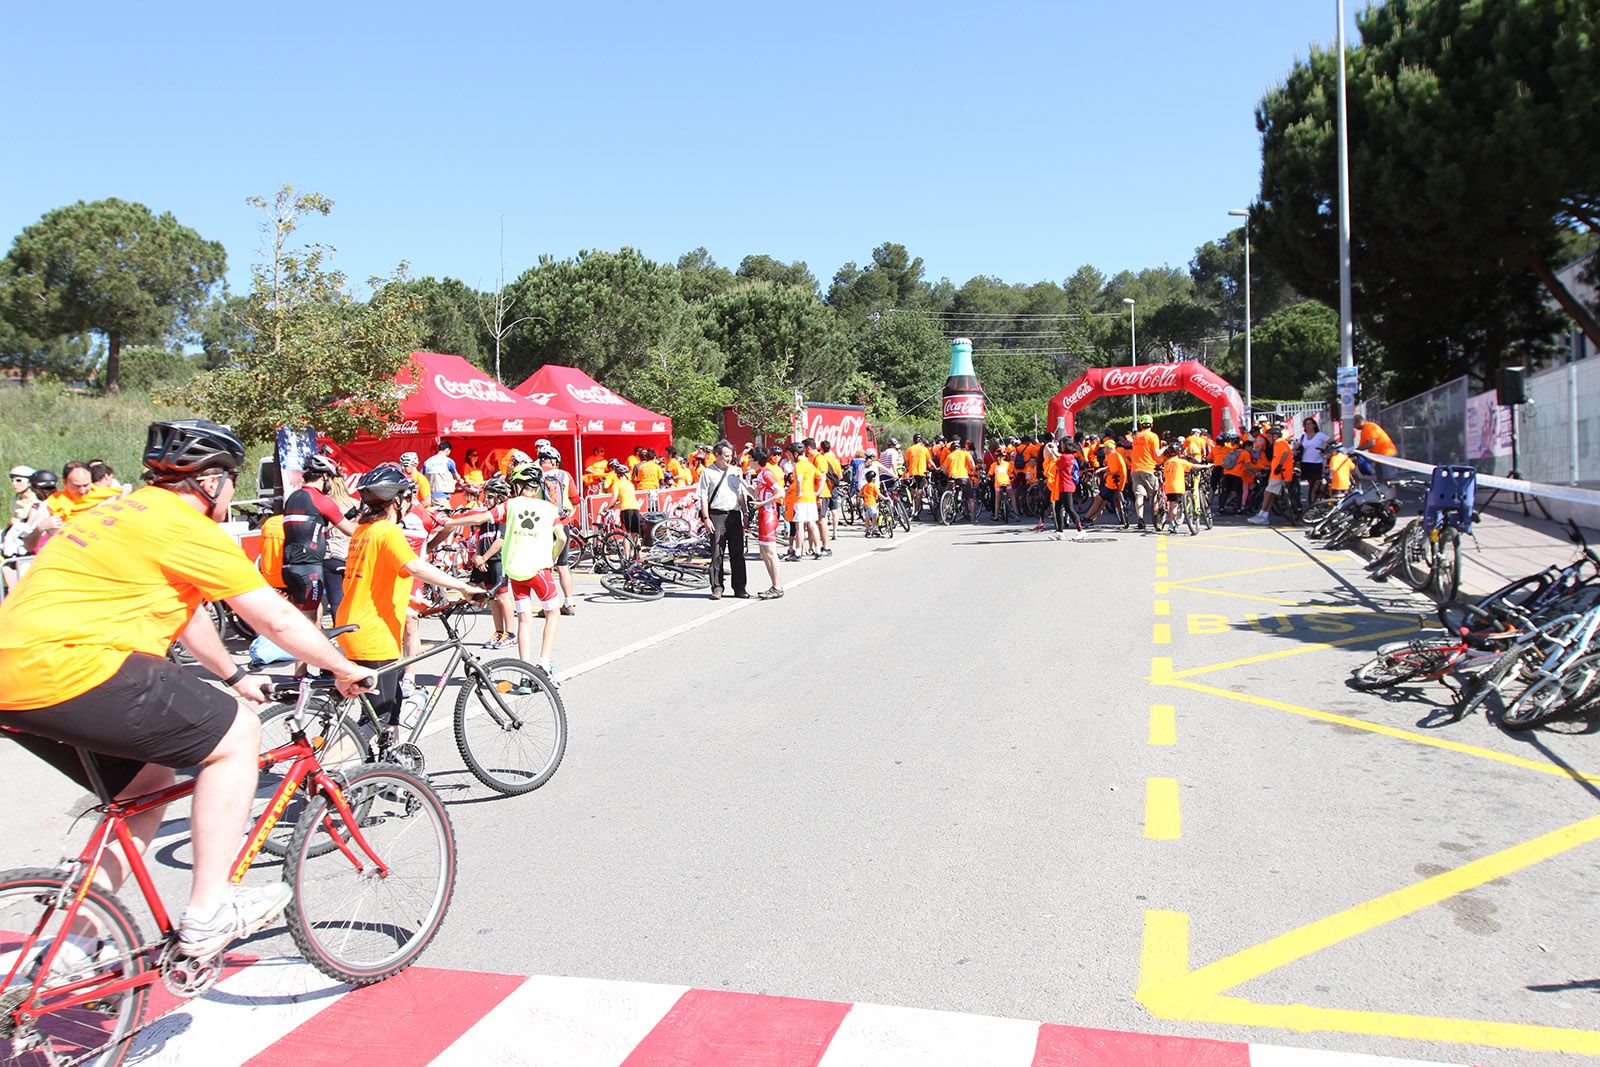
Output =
[{"x1": 128, "y1": 954, "x2": 1466, "y2": 1067}]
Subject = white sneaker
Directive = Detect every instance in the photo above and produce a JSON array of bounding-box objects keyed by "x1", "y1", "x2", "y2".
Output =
[
  {"x1": 1072, "y1": 531, "x2": 1088, "y2": 541},
  {"x1": 1049, "y1": 531, "x2": 1064, "y2": 541},
  {"x1": 178, "y1": 883, "x2": 292, "y2": 958},
  {"x1": 1247, "y1": 513, "x2": 1271, "y2": 525}
]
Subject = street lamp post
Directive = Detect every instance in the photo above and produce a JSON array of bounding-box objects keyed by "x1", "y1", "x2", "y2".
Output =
[
  {"x1": 1228, "y1": 209, "x2": 1253, "y2": 424},
  {"x1": 1335, "y1": 0, "x2": 1357, "y2": 445},
  {"x1": 1123, "y1": 297, "x2": 1138, "y2": 425}
]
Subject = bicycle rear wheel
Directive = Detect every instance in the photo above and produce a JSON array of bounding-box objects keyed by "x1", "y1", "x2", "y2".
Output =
[
  {"x1": 256, "y1": 697, "x2": 368, "y2": 859},
  {"x1": 1396, "y1": 521, "x2": 1432, "y2": 591},
  {"x1": 1301, "y1": 499, "x2": 1338, "y2": 530},
  {"x1": 1351, "y1": 637, "x2": 1458, "y2": 689},
  {"x1": 454, "y1": 658, "x2": 567, "y2": 794},
  {"x1": 284, "y1": 764, "x2": 455, "y2": 985},
  {"x1": 0, "y1": 867, "x2": 149, "y2": 1067}
]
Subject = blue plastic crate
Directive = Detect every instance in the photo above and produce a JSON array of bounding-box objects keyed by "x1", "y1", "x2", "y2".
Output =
[{"x1": 1423, "y1": 464, "x2": 1477, "y2": 535}]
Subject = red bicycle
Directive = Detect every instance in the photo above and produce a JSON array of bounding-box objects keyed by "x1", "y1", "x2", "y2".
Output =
[{"x1": 1, "y1": 665, "x2": 456, "y2": 1067}]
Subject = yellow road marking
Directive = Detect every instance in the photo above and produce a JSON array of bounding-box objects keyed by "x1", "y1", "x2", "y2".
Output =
[
  {"x1": 1152, "y1": 623, "x2": 1172, "y2": 645},
  {"x1": 1155, "y1": 566, "x2": 1169, "y2": 578},
  {"x1": 1154, "y1": 600, "x2": 1171, "y2": 617},
  {"x1": 1164, "y1": 584, "x2": 1303, "y2": 606},
  {"x1": 1149, "y1": 705, "x2": 1176, "y2": 746},
  {"x1": 1173, "y1": 542, "x2": 1345, "y2": 560},
  {"x1": 1157, "y1": 670, "x2": 1600, "y2": 784},
  {"x1": 1167, "y1": 561, "x2": 1325, "y2": 585},
  {"x1": 1144, "y1": 778, "x2": 1181, "y2": 839},
  {"x1": 1184, "y1": 529, "x2": 1287, "y2": 543},
  {"x1": 1154, "y1": 583, "x2": 1170, "y2": 595},
  {"x1": 1139, "y1": 910, "x2": 1600, "y2": 1053},
  {"x1": 1156, "y1": 552, "x2": 1168, "y2": 563},
  {"x1": 1160, "y1": 623, "x2": 1424, "y2": 680}
]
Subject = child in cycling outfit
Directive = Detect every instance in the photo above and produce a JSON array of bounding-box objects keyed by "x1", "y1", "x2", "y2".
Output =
[
  {"x1": 501, "y1": 462, "x2": 567, "y2": 677},
  {"x1": 336, "y1": 465, "x2": 482, "y2": 735}
]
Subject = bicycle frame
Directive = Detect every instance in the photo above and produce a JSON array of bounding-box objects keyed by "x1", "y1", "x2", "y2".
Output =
[{"x1": 5, "y1": 685, "x2": 388, "y2": 1027}]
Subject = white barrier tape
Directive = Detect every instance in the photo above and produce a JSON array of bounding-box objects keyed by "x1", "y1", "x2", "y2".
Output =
[{"x1": 1356, "y1": 450, "x2": 1600, "y2": 509}]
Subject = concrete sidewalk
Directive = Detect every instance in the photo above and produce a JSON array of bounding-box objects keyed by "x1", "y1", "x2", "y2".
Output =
[{"x1": 1358, "y1": 499, "x2": 1594, "y2": 599}]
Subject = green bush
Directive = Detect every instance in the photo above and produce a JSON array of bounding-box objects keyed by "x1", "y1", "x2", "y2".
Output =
[
  {"x1": 110, "y1": 346, "x2": 197, "y2": 392},
  {"x1": 0, "y1": 387, "x2": 270, "y2": 498}
]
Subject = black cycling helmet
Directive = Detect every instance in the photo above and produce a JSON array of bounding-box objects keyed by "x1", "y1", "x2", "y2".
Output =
[
  {"x1": 144, "y1": 420, "x2": 245, "y2": 480},
  {"x1": 356, "y1": 463, "x2": 414, "y2": 506},
  {"x1": 303, "y1": 454, "x2": 339, "y2": 479},
  {"x1": 482, "y1": 475, "x2": 512, "y2": 499},
  {"x1": 28, "y1": 469, "x2": 58, "y2": 495},
  {"x1": 508, "y1": 462, "x2": 541, "y2": 487}
]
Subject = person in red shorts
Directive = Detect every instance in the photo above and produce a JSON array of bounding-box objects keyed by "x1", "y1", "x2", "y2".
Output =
[{"x1": 750, "y1": 445, "x2": 784, "y2": 600}]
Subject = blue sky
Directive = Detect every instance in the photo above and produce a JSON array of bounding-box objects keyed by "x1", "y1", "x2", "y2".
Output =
[{"x1": 0, "y1": 1, "x2": 1361, "y2": 296}]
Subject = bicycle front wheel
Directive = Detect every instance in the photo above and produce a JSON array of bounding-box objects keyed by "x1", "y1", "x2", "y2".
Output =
[
  {"x1": 284, "y1": 764, "x2": 455, "y2": 985},
  {"x1": 1504, "y1": 651, "x2": 1600, "y2": 730},
  {"x1": 1431, "y1": 527, "x2": 1462, "y2": 602},
  {"x1": 454, "y1": 658, "x2": 568, "y2": 794},
  {"x1": 0, "y1": 867, "x2": 149, "y2": 1067},
  {"x1": 1396, "y1": 521, "x2": 1432, "y2": 591},
  {"x1": 1351, "y1": 637, "x2": 1458, "y2": 690},
  {"x1": 256, "y1": 697, "x2": 368, "y2": 859},
  {"x1": 601, "y1": 572, "x2": 664, "y2": 601}
]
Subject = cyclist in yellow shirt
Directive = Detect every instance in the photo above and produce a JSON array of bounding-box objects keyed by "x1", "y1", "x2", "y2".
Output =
[
  {"x1": 943, "y1": 439, "x2": 978, "y2": 522},
  {"x1": 903, "y1": 434, "x2": 933, "y2": 516}
]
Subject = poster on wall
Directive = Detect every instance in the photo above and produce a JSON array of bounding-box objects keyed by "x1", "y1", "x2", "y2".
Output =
[{"x1": 1465, "y1": 390, "x2": 1513, "y2": 459}]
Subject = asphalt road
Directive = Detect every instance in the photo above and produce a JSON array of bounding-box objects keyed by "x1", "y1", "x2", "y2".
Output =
[{"x1": 5, "y1": 511, "x2": 1600, "y2": 1064}]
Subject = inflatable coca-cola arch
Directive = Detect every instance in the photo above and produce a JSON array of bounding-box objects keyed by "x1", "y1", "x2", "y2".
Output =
[{"x1": 1046, "y1": 361, "x2": 1244, "y2": 437}]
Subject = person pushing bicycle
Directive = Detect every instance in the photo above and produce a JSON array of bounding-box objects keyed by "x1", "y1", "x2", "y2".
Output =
[{"x1": 0, "y1": 420, "x2": 378, "y2": 965}]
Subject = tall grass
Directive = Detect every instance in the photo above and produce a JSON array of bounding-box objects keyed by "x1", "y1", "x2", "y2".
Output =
[{"x1": 0, "y1": 387, "x2": 271, "y2": 497}]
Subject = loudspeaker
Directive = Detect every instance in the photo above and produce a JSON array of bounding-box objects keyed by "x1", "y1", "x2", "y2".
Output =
[{"x1": 1496, "y1": 365, "x2": 1529, "y2": 406}]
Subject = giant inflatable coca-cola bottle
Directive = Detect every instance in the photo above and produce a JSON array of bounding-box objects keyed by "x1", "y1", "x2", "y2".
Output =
[{"x1": 941, "y1": 337, "x2": 986, "y2": 448}]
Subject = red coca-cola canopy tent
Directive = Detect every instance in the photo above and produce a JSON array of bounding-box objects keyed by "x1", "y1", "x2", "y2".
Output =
[
  {"x1": 324, "y1": 352, "x2": 567, "y2": 471},
  {"x1": 1047, "y1": 361, "x2": 1244, "y2": 438},
  {"x1": 514, "y1": 365, "x2": 672, "y2": 467}
]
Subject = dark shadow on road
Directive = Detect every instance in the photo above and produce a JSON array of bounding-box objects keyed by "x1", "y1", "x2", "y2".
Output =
[{"x1": 1527, "y1": 978, "x2": 1600, "y2": 994}]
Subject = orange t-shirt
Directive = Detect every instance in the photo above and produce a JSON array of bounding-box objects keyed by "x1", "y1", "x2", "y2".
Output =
[
  {"x1": 816, "y1": 453, "x2": 841, "y2": 498},
  {"x1": 793, "y1": 458, "x2": 820, "y2": 503},
  {"x1": 1162, "y1": 457, "x2": 1189, "y2": 495},
  {"x1": 258, "y1": 513, "x2": 287, "y2": 588},
  {"x1": 1042, "y1": 454, "x2": 1060, "y2": 500},
  {"x1": 1102, "y1": 449, "x2": 1128, "y2": 491},
  {"x1": 46, "y1": 485, "x2": 121, "y2": 520},
  {"x1": 990, "y1": 460, "x2": 1012, "y2": 487},
  {"x1": 634, "y1": 460, "x2": 664, "y2": 491},
  {"x1": 336, "y1": 519, "x2": 419, "y2": 662},
  {"x1": 1130, "y1": 430, "x2": 1161, "y2": 473},
  {"x1": 945, "y1": 450, "x2": 974, "y2": 479},
  {"x1": 904, "y1": 444, "x2": 932, "y2": 477},
  {"x1": 0, "y1": 486, "x2": 268, "y2": 710},
  {"x1": 1270, "y1": 439, "x2": 1295, "y2": 480},
  {"x1": 860, "y1": 482, "x2": 881, "y2": 506},
  {"x1": 1358, "y1": 422, "x2": 1398, "y2": 457},
  {"x1": 1328, "y1": 452, "x2": 1356, "y2": 492},
  {"x1": 664, "y1": 458, "x2": 687, "y2": 486}
]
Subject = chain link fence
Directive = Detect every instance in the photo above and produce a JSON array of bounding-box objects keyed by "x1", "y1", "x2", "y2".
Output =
[{"x1": 1377, "y1": 377, "x2": 1469, "y2": 469}]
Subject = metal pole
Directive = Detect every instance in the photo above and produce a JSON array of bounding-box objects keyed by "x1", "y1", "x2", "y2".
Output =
[
  {"x1": 1571, "y1": 360, "x2": 1580, "y2": 484},
  {"x1": 1126, "y1": 298, "x2": 1138, "y2": 426},
  {"x1": 1242, "y1": 225, "x2": 1253, "y2": 421},
  {"x1": 1335, "y1": 0, "x2": 1356, "y2": 445}
]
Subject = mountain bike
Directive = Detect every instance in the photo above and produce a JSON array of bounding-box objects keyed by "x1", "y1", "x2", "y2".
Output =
[
  {"x1": 1181, "y1": 469, "x2": 1214, "y2": 535},
  {"x1": 601, "y1": 559, "x2": 668, "y2": 601},
  {"x1": 254, "y1": 601, "x2": 566, "y2": 857},
  {"x1": 1, "y1": 671, "x2": 455, "y2": 1067}
]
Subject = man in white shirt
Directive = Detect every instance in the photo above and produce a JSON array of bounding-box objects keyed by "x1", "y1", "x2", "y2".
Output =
[
  {"x1": 697, "y1": 440, "x2": 748, "y2": 601},
  {"x1": 422, "y1": 441, "x2": 459, "y2": 505}
]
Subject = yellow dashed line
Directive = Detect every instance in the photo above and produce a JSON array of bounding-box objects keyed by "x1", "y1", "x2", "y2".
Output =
[
  {"x1": 1155, "y1": 566, "x2": 1169, "y2": 578},
  {"x1": 1149, "y1": 705, "x2": 1176, "y2": 746},
  {"x1": 1145, "y1": 778, "x2": 1181, "y2": 839},
  {"x1": 1152, "y1": 623, "x2": 1172, "y2": 645},
  {"x1": 1155, "y1": 552, "x2": 1168, "y2": 563},
  {"x1": 1154, "y1": 600, "x2": 1171, "y2": 617}
]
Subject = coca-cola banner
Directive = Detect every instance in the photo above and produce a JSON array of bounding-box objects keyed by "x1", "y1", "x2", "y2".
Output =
[
  {"x1": 798, "y1": 403, "x2": 875, "y2": 459},
  {"x1": 1046, "y1": 360, "x2": 1244, "y2": 438}
]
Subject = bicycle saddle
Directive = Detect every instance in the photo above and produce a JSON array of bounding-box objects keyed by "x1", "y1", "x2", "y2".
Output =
[{"x1": 323, "y1": 624, "x2": 360, "y2": 640}]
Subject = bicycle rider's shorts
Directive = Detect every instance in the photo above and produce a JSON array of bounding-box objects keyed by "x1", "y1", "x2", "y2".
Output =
[
  {"x1": 510, "y1": 569, "x2": 561, "y2": 614},
  {"x1": 282, "y1": 563, "x2": 323, "y2": 611},
  {"x1": 470, "y1": 554, "x2": 505, "y2": 594},
  {"x1": 2, "y1": 652, "x2": 238, "y2": 796},
  {"x1": 1267, "y1": 477, "x2": 1288, "y2": 492},
  {"x1": 757, "y1": 504, "x2": 779, "y2": 546},
  {"x1": 1099, "y1": 485, "x2": 1120, "y2": 504}
]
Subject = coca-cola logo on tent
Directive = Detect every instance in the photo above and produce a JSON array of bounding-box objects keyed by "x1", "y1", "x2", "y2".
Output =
[
  {"x1": 1063, "y1": 379, "x2": 1096, "y2": 410},
  {"x1": 943, "y1": 395, "x2": 986, "y2": 419},
  {"x1": 651, "y1": 421, "x2": 666, "y2": 432},
  {"x1": 433, "y1": 375, "x2": 517, "y2": 404},
  {"x1": 1189, "y1": 374, "x2": 1225, "y2": 399},
  {"x1": 387, "y1": 419, "x2": 420, "y2": 435},
  {"x1": 804, "y1": 410, "x2": 871, "y2": 458},
  {"x1": 502, "y1": 419, "x2": 524, "y2": 432},
  {"x1": 1103, "y1": 365, "x2": 1181, "y2": 393},
  {"x1": 449, "y1": 418, "x2": 477, "y2": 433},
  {"x1": 548, "y1": 419, "x2": 570, "y2": 432},
  {"x1": 621, "y1": 421, "x2": 636, "y2": 432},
  {"x1": 568, "y1": 384, "x2": 627, "y2": 406},
  {"x1": 524, "y1": 392, "x2": 557, "y2": 406},
  {"x1": 585, "y1": 419, "x2": 606, "y2": 431}
]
